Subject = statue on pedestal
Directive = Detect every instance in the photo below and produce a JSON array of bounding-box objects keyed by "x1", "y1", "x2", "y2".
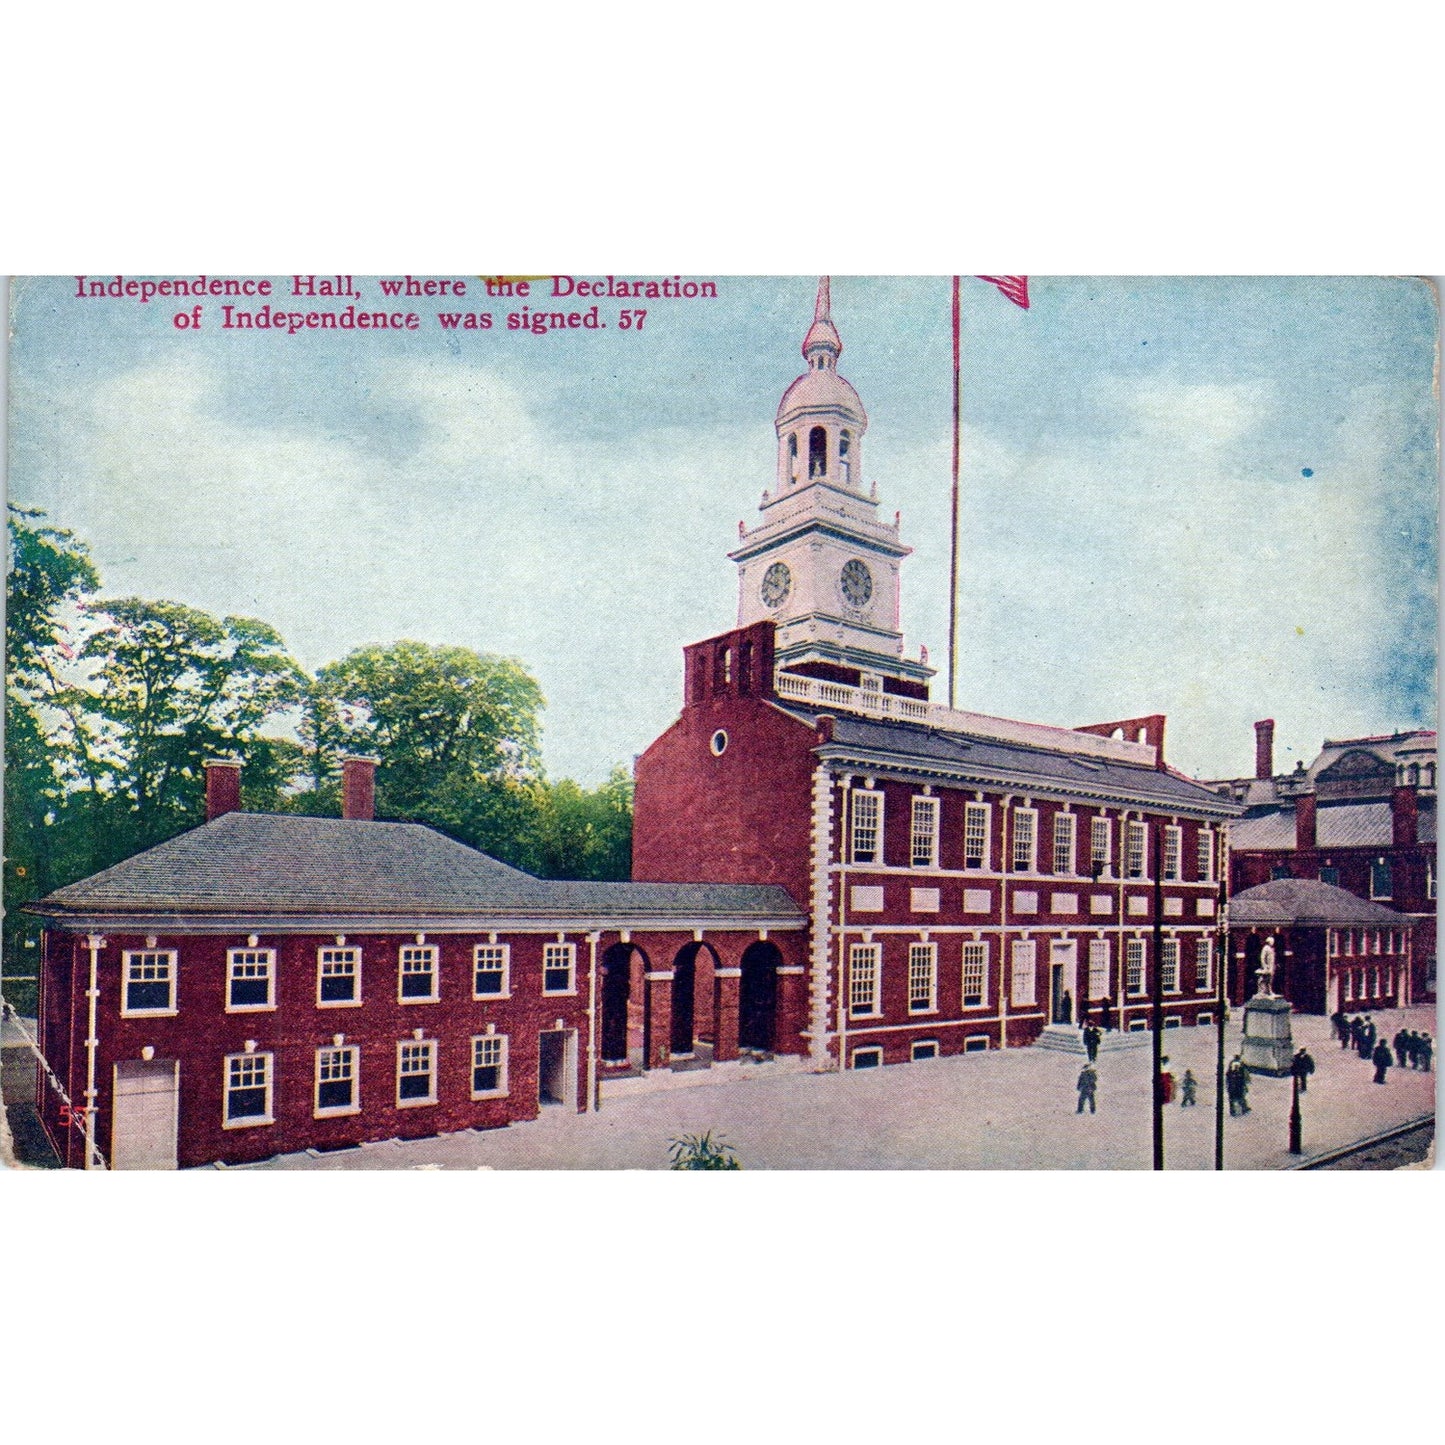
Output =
[{"x1": 1256, "y1": 936, "x2": 1277, "y2": 998}]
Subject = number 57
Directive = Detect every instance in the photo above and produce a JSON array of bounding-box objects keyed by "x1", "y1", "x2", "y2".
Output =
[{"x1": 618, "y1": 310, "x2": 647, "y2": 330}]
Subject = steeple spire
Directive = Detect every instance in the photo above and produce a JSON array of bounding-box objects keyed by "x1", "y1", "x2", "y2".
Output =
[{"x1": 802, "y1": 275, "x2": 842, "y2": 364}]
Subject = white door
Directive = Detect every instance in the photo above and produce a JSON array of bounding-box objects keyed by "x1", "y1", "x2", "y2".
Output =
[{"x1": 111, "y1": 1059, "x2": 179, "y2": 1170}]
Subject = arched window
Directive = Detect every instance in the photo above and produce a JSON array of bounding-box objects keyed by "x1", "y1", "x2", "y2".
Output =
[
  {"x1": 738, "y1": 640, "x2": 754, "y2": 694},
  {"x1": 1408, "y1": 763, "x2": 1420, "y2": 786},
  {"x1": 809, "y1": 426, "x2": 827, "y2": 479},
  {"x1": 691, "y1": 654, "x2": 707, "y2": 704},
  {"x1": 839, "y1": 429, "x2": 851, "y2": 484},
  {"x1": 787, "y1": 432, "x2": 798, "y2": 481}
]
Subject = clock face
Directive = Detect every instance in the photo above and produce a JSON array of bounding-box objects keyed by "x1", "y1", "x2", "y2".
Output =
[
  {"x1": 840, "y1": 559, "x2": 873, "y2": 608},
  {"x1": 760, "y1": 561, "x2": 792, "y2": 609}
]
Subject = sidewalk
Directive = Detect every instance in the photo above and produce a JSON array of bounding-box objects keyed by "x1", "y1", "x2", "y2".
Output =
[{"x1": 237, "y1": 1006, "x2": 1438, "y2": 1171}]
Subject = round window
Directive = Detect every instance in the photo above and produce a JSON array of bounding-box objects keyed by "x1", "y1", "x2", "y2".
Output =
[{"x1": 710, "y1": 730, "x2": 729, "y2": 756}]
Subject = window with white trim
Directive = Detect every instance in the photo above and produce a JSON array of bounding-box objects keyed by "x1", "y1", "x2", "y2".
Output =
[
  {"x1": 1052, "y1": 813, "x2": 1075, "y2": 876},
  {"x1": 1126, "y1": 939, "x2": 1147, "y2": 996},
  {"x1": 473, "y1": 944, "x2": 510, "y2": 998},
  {"x1": 397, "y1": 1040, "x2": 437, "y2": 1105},
  {"x1": 964, "y1": 802, "x2": 991, "y2": 870},
  {"x1": 851, "y1": 789, "x2": 882, "y2": 865},
  {"x1": 910, "y1": 796, "x2": 939, "y2": 868},
  {"x1": 1370, "y1": 859, "x2": 1392, "y2": 900},
  {"x1": 399, "y1": 945, "x2": 438, "y2": 1002},
  {"x1": 1196, "y1": 937, "x2": 1214, "y2": 994},
  {"x1": 1091, "y1": 817, "x2": 1112, "y2": 876},
  {"x1": 1010, "y1": 940, "x2": 1037, "y2": 1006},
  {"x1": 1343, "y1": 970, "x2": 1354, "y2": 1002},
  {"x1": 907, "y1": 943, "x2": 937, "y2": 1014},
  {"x1": 224, "y1": 1051, "x2": 273, "y2": 1126},
  {"x1": 851, "y1": 1046, "x2": 883, "y2": 1070},
  {"x1": 1161, "y1": 937, "x2": 1180, "y2": 993},
  {"x1": 470, "y1": 1034, "x2": 509, "y2": 1098},
  {"x1": 1012, "y1": 808, "x2": 1036, "y2": 873},
  {"x1": 1163, "y1": 827, "x2": 1181, "y2": 881},
  {"x1": 318, "y1": 947, "x2": 360, "y2": 1006},
  {"x1": 226, "y1": 949, "x2": 274, "y2": 1011},
  {"x1": 849, "y1": 943, "x2": 881, "y2": 1018},
  {"x1": 122, "y1": 950, "x2": 176, "y2": 1015},
  {"x1": 1087, "y1": 939, "x2": 1110, "y2": 1000},
  {"x1": 1197, "y1": 829, "x2": 1214, "y2": 883},
  {"x1": 1126, "y1": 822, "x2": 1148, "y2": 880},
  {"x1": 961, "y1": 941, "x2": 988, "y2": 1007},
  {"x1": 911, "y1": 1040, "x2": 939, "y2": 1061},
  {"x1": 315, "y1": 1045, "x2": 359, "y2": 1116},
  {"x1": 543, "y1": 943, "x2": 576, "y2": 995}
]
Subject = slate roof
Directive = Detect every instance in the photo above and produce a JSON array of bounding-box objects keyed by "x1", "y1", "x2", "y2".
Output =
[
  {"x1": 26, "y1": 813, "x2": 805, "y2": 929},
  {"x1": 774, "y1": 703, "x2": 1239, "y2": 817},
  {"x1": 1231, "y1": 799, "x2": 1436, "y2": 851},
  {"x1": 1229, "y1": 878, "x2": 1415, "y2": 929}
]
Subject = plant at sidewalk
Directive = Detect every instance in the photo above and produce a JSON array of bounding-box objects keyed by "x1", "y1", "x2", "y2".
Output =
[{"x1": 667, "y1": 1131, "x2": 742, "y2": 1170}]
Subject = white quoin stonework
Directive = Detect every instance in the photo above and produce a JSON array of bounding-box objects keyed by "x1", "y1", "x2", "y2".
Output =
[{"x1": 808, "y1": 763, "x2": 837, "y2": 1070}]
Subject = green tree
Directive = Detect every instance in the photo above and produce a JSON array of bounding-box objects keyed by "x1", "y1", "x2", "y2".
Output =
[{"x1": 529, "y1": 766, "x2": 634, "y2": 880}]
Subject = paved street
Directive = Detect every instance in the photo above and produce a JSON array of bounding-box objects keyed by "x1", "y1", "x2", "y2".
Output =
[{"x1": 238, "y1": 1005, "x2": 1437, "y2": 1171}]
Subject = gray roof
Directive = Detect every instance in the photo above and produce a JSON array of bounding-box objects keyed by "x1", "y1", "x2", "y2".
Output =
[
  {"x1": 1231, "y1": 800, "x2": 1436, "y2": 851},
  {"x1": 775, "y1": 703, "x2": 1239, "y2": 818},
  {"x1": 27, "y1": 813, "x2": 805, "y2": 931},
  {"x1": 1230, "y1": 878, "x2": 1415, "y2": 929}
]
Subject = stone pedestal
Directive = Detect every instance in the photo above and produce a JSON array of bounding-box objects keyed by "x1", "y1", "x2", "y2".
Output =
[{"x1": 1241, "y1": 994, "x2": 1293, "y2": 1076}]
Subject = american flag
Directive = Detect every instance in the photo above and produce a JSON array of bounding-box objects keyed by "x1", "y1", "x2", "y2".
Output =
[{"x1": 975, "y1": 275, "x2": 1030, "y2": 309}]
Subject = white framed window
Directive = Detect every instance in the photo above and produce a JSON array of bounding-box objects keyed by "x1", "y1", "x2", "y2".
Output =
[
  {"x1": 397, "y1": 1040, "x2": 437, "y2": 1106},
  {"x1": 851, "y1": 789, "x2": 882, "y2": 865},
  {"x1": 1370, "y1": 858, "x2": 1392, "y2": 900},
  {"x1": 910, "y1": 796, "x2": 939, "y2": 868},
  {"x1": 398, "y1": 945, "x2": 438, "y2": 1002},
  {"x1": 1327, "y1": 930, "x2": 1338, "y2": 958},
  {"x1": 964, "y1": 802, "x2": 991, "y2": 870},
  {"x1": 911, "y1": 1040, "x2": 939, "y2": 1061},
  {"x1": 1012, "y1": 808, "x2": 1037, "y2": 873},
  {"x1": 962, "y1": 941, "x2": 988, "y2": 1008},
  {"x1": 1344, "y1": 970, "x2": 1354, "y2": 1002},
  {"x1": 851, "y1": 1046, "x2": 883, "y2": 1070},
  {"x1": 226, "y1": 949, "x2": 275, "y2": 1011},
  {"x1": 849, "y1": 943, "x2": 881, "y2": 1018},
  {"x1": 1087, "y1": 939, "x2": 1110, "y2": 1000},
  {"x1": 1126, "y1": 939, "x2": 1146, "y2": 996},
  {"x1": 907, "y1": 943, "x2": 937, "y2": 1014},
  {"x1": 223, "y1": 1051, "x2": 273, "y2": 1127},
  {"x1": 1163, "y1": 827, "x2": 1182, "y2": 881},
  {"x1": 315, "y1": 1045, "x2": 360, "y2": 1116},
  {"x1": 1126, "y1": 821, "x2": 1148, "y2": 880},
  {"x1": 1010, "y1": 940, "x2": 1037, "y2": 1006},
  {"x1": 317, "y1": 947, "x2": 361, "y2": 1007},
  {"x1": 1052, "y1": 813, "x2": 1075, "y2": 875},
  {"x1": 122, "y1": 950, "x2": 176, "y2": 1016},
  {"x1": 1196, "y1": 937, "x2": 1214, "y2": 994},
  {"x1": 543, "y1": 942, "x2": 576, "y2": 994},
  {"x1": 1090, "y1": 817, "x2": 1112, "y2": 876},
  {"x1": 470, "y1": 1034, "x2": 509, "y2": 1099},
  {"x1": 473, "y1": 944, "x2": 511, "y2": 999},
  {"x1": 1197, "y1": 828, "x2": 1214, "y2": 883},
  {"x1": 1161, "y1": 937, "x2": 1180, "y2": 993}
]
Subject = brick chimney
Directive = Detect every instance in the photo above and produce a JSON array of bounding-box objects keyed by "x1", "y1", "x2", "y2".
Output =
[
  {"x1": 341, "y1": 756, "x2": 378, "y2": 821},
  {"x1": 1295, "y1": 792, "x2": 1316, "y2": 850},
  {"x1": 203, "y1": 759, "x2": 242, "y2": 821},
  {"x1": 1254, "y1": 719, "x2": 1275, "y2": 780},
  {"x1": 1391, "y1": 784, "x2": 1418, "y2": 848}
]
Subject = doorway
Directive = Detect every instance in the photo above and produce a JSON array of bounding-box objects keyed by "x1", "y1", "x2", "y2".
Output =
[
  {"x1": 739, "y1": 941, "x2": 781, "y2": 1052},
  {"x1": 1049, "y1": 941, "x2": 1077, "y2": 1025},
  {"x1": 111, "y1": 1058, "x2": 179, "y2": 1170},
  {"x1": 538, "y1": 1030, "x2": 575, "y2": 1108},
  {"x1": 671, "y1": 945, "x2": 698, "y2": 1057}
]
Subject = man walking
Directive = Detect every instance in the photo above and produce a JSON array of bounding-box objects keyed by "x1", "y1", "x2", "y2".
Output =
[
  {"x1": 1083, "y1": 1022, "x2": 1101, "y2": 1063},
  {"x1": 1292, "y1": 1047, "x2": 1316, "y2": 1094},
  {"x1": 1226, "y1": 1055, "x2": 1251, "y2": 1116},
  {"x1": 1180, "y1": 1069, "x2": 1198, "y2": 1107},
  {"x1": 1076, "y1": 1063, "x2": 1098, "y2": 1114},
  {"x1": 1420, "y1": 1033, "x2": 1433, "y2": 1073},
  {"x1": 1371, "y1": 1037, "x2": 1392, "y2": 1084},
  {"x1": 1394, "y1": 1028, "x2": 1410, "y2": 1068}
]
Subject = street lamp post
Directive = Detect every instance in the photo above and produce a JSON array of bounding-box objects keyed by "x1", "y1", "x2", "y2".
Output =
[{"x1": 1289, "y1": 1066, "x2": 1303, "y2": 1155}]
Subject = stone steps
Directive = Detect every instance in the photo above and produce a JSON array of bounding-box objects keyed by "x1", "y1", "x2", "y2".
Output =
[{"x1": 1031, "y1": 1023, "x2": 1153, "y2": 1054}]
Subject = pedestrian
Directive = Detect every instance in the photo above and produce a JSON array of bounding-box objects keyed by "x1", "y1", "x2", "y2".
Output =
[
  {"x1": 1339, "y1": 1014, "x2": 1355, "y2": 1050},
  {"x1": 1101, "y1": 999, "x2": 1114, "y2": 1032},
  {"x1": 1180, "y1": 1068, "x2": 1198, "y2": 1106},
  {"x1": 1292, "y1": 1047, "x2": 1315, "y2": 1094},
  {"x1": 1349, "y1": 1016, "x2": 1364, "y2": 1049},
  {"x1": 1159, "y1": 1056, "x2": 1175, "y2": 1106},
  {"x1": 1364, "y1": 1017, "x2": 1377, "y2": 1052},
  {"x1": 1226, "y1": 1055, "x2": 1251, "y2": 1116},
  {"x1": 1371, "y1": 1037, "x2": 1391, "y2": 1084},
  {"x1": 1060, "y1": 988, "x2": 1073, "y2": 1026},
  {"x1": 1420, "y1": 1034, "x2": 1433, "y2": 1073},
  {"x1": 1076, "y1": 1062, "x2": 1098, "y2": 1114},
  {"x1": 1356, "y1": 1023, "x2": 1373, "y2": 1061},
  {"x1": 1330, "y1": 1010, "x2": 1347, "y2": 1042},
  {"x1": 1394, "y1": 1028, "x2": 1409, "y2": 1067},
  {"x1": 1083, "y1": 1023, "x2": 1101, "y2": 1062},
  {"x1": 1405, "y1": 1031, "x2": 1421, "y2": 1068}
]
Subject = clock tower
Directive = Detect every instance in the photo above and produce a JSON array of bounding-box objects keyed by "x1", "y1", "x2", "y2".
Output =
[{"x1": 730, "y1": 278, "x2": 935, "y2": 697}]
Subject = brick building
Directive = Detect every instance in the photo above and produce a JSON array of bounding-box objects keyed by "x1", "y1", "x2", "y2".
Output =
[
  {"x1": 28, "y1": 759, "x2": 803, "y2": 1169},
  {"x1": 1211, "y1": 722, "x2": 1436, "y2": 1006},
  {"x1": 634, "y1": 281, "x2": 1241, "y2": 1069}
]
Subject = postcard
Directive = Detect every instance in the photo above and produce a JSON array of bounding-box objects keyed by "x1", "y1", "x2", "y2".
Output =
[{"x1": 2, "y1": 274, "x2": 1436, "y2": 1171}]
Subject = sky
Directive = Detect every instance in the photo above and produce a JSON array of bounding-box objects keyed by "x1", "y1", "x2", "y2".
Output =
[{"x1": 7, "y1": 274, "x2": 1438, "y2": 786}]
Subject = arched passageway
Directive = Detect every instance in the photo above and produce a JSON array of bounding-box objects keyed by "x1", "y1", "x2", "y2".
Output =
[
  {"x1": 601, "y1": 943, "x2": 649, "y2": 1068},
  {"x1": 738, "y1": 941, "x2": 782, "y2": 1053}
]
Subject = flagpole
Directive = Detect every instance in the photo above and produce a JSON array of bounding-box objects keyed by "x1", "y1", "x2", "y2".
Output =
[{"x1": 948, "y1": 274, "x2": 961, "y2": 711}]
